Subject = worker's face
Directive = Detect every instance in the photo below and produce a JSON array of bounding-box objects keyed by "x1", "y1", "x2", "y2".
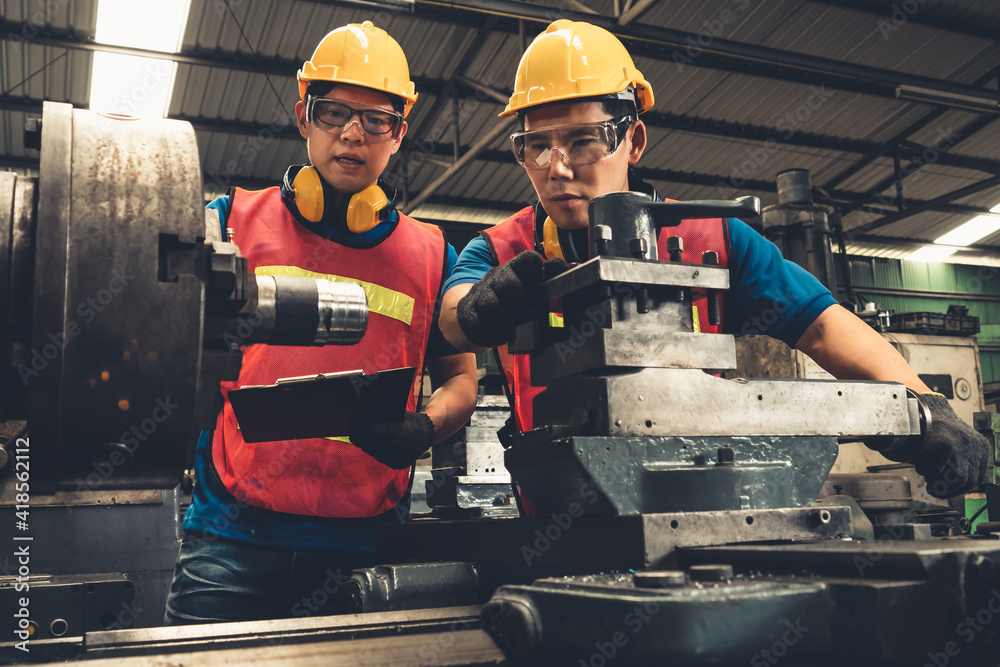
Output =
[
  {"x1": 521, "y1": 101, "x2": 646, "y2": 230},
  {"x1": 295, "y1": 84, "x2": 407, "y2": 194}
]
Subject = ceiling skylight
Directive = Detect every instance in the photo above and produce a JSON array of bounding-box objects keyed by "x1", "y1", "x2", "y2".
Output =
[
  {"x1": 88, "y1": 0, "x2": 191, "y2": 117},
  {"x1": 933, "y1": 203, "x2": 1000, "y2": 247},
  {"x1": 904, "y1": 245, "x2": 958, "y2": 262}
]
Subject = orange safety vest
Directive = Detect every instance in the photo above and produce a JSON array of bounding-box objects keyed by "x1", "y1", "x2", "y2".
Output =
[
  {"x1": 211, "y1": 187, "x2": 446, "y2": 518},
  {"x1": 482, "y1": 204, "x2": 730, "y2": 432}
]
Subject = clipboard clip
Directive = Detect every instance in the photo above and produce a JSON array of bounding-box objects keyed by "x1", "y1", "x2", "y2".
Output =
[{"x1": 275, "y1": 370, "x2": 365, "y2": 385}]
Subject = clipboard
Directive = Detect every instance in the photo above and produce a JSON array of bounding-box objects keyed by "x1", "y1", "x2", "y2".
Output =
[{"x1": 227, "y1": 366, "x2": 417, "y2": 443}]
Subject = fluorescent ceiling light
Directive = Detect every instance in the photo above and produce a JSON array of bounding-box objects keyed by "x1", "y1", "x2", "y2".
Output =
[
  {"x1": 88, "y1": 0, "x2": 191, "y2": 117},
  {"x1": 934, "y1": 214, "x2": 1000, "y2": 247},
  {"x1": 95, "y1": 0, "x2": 190, "y2": 51},
  {"x1": 896, "y1": 84, "x2": 1000, "y2": 115},
  {"x1": 89, "y1": 52, "x2": 177, "y2": 117},
  {"x1": 904, "y1": 245, "x2": 958, "y2": 262}
]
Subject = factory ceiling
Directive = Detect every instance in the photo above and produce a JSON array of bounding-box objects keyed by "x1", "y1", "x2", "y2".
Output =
[{"x1": 1, "y1": 0, "x2": 999, "y2": 264}]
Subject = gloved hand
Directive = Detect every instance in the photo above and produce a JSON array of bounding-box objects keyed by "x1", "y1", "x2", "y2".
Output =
[
  {"x1": 349, "y1": 411, "x2": 435, "y2": 470},
  {"x1": 456, "y1": 250, "x2": 568, "y2": 348},
  {"x1": 887, "y1": 393, "x2": 990, "y2": 499}
]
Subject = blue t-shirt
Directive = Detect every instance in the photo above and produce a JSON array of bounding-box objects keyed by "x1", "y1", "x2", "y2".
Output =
[
  {"x1": 185, "y1": 194, "x2": 459, "y2": 552},
  {"x1": 444, "y1": 217, "x2": 836, "y2": 348}
]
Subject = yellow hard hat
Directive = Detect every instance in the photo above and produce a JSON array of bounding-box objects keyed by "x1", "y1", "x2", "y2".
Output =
[
  {"x1": 297, "y1": 21, "x2": 418, "y2": 118},
  {"x1": 501, "y1": 20, "x2": 653, "y2": 118}
]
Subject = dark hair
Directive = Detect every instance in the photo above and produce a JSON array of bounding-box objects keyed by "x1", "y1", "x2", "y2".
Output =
[
  {"x1": 305, "y1": 81, "x2": 406, "y2": 115},
  {"x1": 517, "y1": 97, "x2": 637, "y2": 129},
  {"x1": 599, "y1": 99, "x2": 638, "y2": 120}
]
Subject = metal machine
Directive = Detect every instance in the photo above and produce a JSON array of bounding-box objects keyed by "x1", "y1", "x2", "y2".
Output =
[
  {"x1": 0, "y1": 102, "x2": 369, "y2": 644},
  {"x1": 3, "y1": 109, "x2": 1000, "y2": 666},
  {"x1": 453, "y1": 193, "x2": 1000, "y2": 665},
  {"x1": 427, "y1": 393, "x2": 519, "y2": 519},
  {"x1": 740, "y1": 167, "x2": 987, "y2": 506}
]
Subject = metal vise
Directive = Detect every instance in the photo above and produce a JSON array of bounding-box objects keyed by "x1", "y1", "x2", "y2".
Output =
[{"x1": 505, "y1": 191, "x2": 922, "y2": 516}]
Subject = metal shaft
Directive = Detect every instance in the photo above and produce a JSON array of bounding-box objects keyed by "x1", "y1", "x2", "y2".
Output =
[{"x1": 245, "y1": 275, "x2": 368, "y2": 346}]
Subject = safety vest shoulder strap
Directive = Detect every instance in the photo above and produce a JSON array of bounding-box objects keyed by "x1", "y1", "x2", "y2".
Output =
[{"x1": 481, "y1": 207, "x2": 536, "y2": 265}]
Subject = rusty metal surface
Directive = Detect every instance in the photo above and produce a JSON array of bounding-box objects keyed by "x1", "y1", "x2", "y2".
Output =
[
  {"x1": 504, "y1": 433, "x2": 840, "y2": 516},
  {"x1": 0, "y1": 486, "x2": 163, "y2": 507},
  {"x1": 32, "y1": 630, "x2": 505, "y2": 666},
  {"x1": 57, "y1": 107, "x2": 205, "y2": 490},
  {"x1": 535, "y1": 368, "x2": 918, "y2": 439},
  {"x1": 30, "y1": 100, "x2": 73, "y2": 492},
  {"x1": 17, "y1": 606, "x2": 503, "y2": 665},
  {"x1": 6, "y1": 177, "x2": 35, "y2": 421},
  {"x1": 381, "y1": 507, "x2": 850, "y2": 572}
]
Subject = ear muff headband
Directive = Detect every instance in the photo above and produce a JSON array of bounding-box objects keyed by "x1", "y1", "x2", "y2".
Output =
[{"x1": 283, "y1": 165, "x2": 395, "y2": 233}]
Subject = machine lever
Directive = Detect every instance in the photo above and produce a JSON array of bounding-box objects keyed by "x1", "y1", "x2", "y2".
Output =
[{"x1": 588, "y1": 192, "x2": 761, "y2": 262}]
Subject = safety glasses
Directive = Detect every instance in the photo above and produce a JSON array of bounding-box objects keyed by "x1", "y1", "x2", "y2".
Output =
[
  {"x1": 306, "y1": 98, "x2": 403, "y2": 137},
  {"x1": 509, "y1": 115, "x2": 635, "y2": 170}
]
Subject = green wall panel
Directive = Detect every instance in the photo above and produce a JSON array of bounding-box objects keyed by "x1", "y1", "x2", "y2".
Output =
[
  {"x1": 981, "y1": 351, "x2": 1000, "y2": 385},
  {"x1": 843, "y1": 256, "x2": 1000, "y2": 296},
  {"x1": 836, "y1": 254, "x2": 1000, "y2": 392}
]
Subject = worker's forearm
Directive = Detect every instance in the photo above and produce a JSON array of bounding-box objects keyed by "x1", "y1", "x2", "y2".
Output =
[
  {"x1": 795, "y1": 304, "x2": 931, "y2": 393},
  {"x1": 440, "y1": 284, "x2": 489, "y2": 353},
  {"x1": 423, "y1": 355, "x2": 479, "y2": 443}
]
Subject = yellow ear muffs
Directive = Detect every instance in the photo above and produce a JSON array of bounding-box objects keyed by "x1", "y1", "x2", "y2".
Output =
[
  {"x1": 346, "y1": 184, "x2": 390, "y2": 234},
  {"x1": 290, "y1": 165, "x2": 324, "y2": 223},
  {"x1": 540, "y1": 216, "x2": 565, "y2": 260},
  {"x1": 286, "y1": 165, "x2": 390, "y2": 232}
]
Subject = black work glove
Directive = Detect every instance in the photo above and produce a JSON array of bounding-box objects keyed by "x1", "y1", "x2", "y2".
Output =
[
  {"x1": 456, "y1": 250, "x2": 568, "y2": 348},
  {"x1": 891, "y1": 393, "x2": 990, "y2": 499},
  {"x1": 349, "y1": 411, "x2": 435, "y2": 470}
]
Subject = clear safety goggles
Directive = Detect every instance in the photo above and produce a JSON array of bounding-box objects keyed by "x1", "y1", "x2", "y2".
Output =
[
  {"x1": 306, "y1": 97, "x2": 403, "y2": 137},
  {"x1": 509, "y1": 115, "x2": 635, "y2": 170}
]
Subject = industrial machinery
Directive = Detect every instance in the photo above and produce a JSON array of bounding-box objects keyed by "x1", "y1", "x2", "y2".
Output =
[
  {"x1": 427, "y1": 393, "x2": 518, "y2": 519},
  {"x1": 744, "y1": 168, "x2": 987, "y2": 505},
  {"x1": 413, "y1": 193, "x2": 1000, "y2": 666},
  {"x1": 3, "y1": 109, "x2": 999, "y2": 666},
  {"x1": 0, "y1": 102, "x2": 368, "y2": 644},
  {"x1": 1, "y1": 102, "x2": 369, "y2": 491}
]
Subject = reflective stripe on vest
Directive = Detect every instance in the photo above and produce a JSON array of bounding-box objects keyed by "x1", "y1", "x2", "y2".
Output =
[
  {"x1": 482, "y1": 204, "x2": 729, "y2": 432},
  {"x1": 212, "y1": 187, "x2": 445, "y2": 518}
]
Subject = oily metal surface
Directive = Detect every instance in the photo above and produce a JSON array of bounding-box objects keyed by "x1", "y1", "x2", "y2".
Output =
[
  {"x1": 81, "y1": 606, "x2": 487, "y2": 658},
  {"x1": 681, "y1": 536, "x2": 1000, "y2": 578},
  {"x1": 380, "y1": 508, "x2": 848, "y2": 571},
  {"x1": 5, "y1": 177, "x2": 35, "y2": 421},
  {"x1": 541, "y1": 256, "x2": 730, "y2": 300},
  {"x1": 528, "y1": 329, "x2": 738, "y2": 384},
  {"x1": 30, "y1": 101, "x2": 73, "y2": 492},
  {"x1": 640, "y1": 507, "x2": 851, "y2": 568},
  {"x1": 534, "y1": 368, "x2": 918, "y2": 438},
  {"x1": 32, "y1": 629, "x2": 504, "y2": 666},
  {"x1": 484, "y1": 574, "x2": 833, "y2": 666},
  {"x1": 504, "y1": 434, "x2": 840, "y2": 516},
  {"x1": 29, "y1": 104, "x2": 205, "y2": 491},
  {"x1": 0, "y1": 173, "x2": 13, "y2": 420}
]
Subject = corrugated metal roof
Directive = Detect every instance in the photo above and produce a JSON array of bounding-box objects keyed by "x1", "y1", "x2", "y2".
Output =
[
  {"x1": 410, "y1": 203, "x2": 511, "y2": 225},
  {"x1": 845, "y1": 240, "x2": 1000, "y2": 267},
  {"x1": 1, "y1": 0, "x2": 998, "y2": 264}
]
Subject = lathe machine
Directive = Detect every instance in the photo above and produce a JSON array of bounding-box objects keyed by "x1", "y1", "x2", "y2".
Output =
[{"x1": 1, "y1": 103, "x2": 998, "y2": 667}]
